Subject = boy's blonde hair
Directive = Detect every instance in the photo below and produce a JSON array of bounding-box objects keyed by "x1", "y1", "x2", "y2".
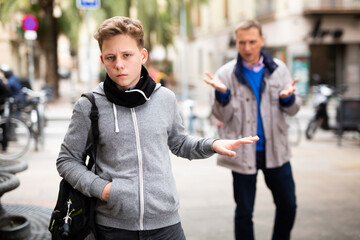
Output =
[{"x1": 94, "y1": 16, "x2": 144, "y2": 51}]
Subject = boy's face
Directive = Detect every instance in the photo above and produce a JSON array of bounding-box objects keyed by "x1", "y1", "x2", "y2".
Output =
[
  {"x1": 235, "y1": 27, "x2": 264, "y2": 65},
  {"x1": 100, "y1": 34, "x2": 147, "y2": 90}
]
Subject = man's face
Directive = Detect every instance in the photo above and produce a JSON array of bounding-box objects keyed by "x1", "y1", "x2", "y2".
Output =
[
  {"x1": 235, "y1": 27, "x2": 264, "y2": 65},
  {"x1": 100, "y1": 34, "x2": 147, "y2": 90}
]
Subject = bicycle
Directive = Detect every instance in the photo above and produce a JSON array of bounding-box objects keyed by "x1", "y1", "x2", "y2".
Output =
[
  {"x1": 0, "y1": 97, "x2": 31, "y2": 160},
  {"x1": 178, "y1": 99, "x2": 219, "y2": 138},
  {"x1": 21, "y1": 87, "x2": 47, "y2": 151}
]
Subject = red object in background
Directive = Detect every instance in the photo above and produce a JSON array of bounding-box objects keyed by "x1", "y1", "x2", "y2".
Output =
[{"x1": 22, "y1": 14, "x2": 38, "y2": 31}]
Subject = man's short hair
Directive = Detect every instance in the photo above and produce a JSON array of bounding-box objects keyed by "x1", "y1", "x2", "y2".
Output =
[
  {"x1": 94, "y1": 16, "x2": 144, "y2": 51},
  {"x1": 235, "y1": 19, "x2": 262, "y2": 36}
]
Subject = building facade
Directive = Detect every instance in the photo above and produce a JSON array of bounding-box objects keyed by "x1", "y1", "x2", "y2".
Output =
[
  {"x1": 172, "y1": 0, "x2": 360, "y2": 104},
  {"x1": 0, "y1": 15, "x2": 31, "y2": 80}
]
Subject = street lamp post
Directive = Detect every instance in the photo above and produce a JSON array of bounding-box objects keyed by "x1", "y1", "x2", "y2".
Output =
[
  {"x1": 76, "y1": 0, "x2": 101, "y2": 91},
  {"x1": 22, "y1": 15, "x2": 38, "y2": 88},
  {"x1": 180, "y1": 0, "x2": 189, "y2": 100}
]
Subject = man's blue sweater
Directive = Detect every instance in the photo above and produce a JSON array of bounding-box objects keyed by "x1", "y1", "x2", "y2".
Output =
[{"x1": 242, "y1": 66, "x2": 265, "y2": 151}]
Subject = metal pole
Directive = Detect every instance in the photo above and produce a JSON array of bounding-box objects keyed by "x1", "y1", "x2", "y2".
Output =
[
  {"x1": 86, "y1": 10, "x2": 92, "y2": 91},
  {"x1": 180, "y1": 0, "x2": 188, "y2": 100},
  {"x1": 28, "y1": 40, "x2": 35, "y2": 88}
]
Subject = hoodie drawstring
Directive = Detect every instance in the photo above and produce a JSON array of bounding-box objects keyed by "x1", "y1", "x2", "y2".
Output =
[{"x1": 112, "y1": 103, "x2": 119, "y2": 133}]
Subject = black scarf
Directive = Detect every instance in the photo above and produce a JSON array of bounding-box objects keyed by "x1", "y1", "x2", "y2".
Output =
[{"x1": 103, "y1": 66, "x2": 156, "y2": 108}]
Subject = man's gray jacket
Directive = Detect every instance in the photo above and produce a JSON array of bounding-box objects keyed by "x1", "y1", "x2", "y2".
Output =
[{"x1": 212, "y1": 52, "x2": 302, "y2": 174}]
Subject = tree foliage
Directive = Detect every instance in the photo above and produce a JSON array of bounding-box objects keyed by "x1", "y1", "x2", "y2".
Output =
[{"x1": 0, "y1": 0, "x2": 208, "y2": 97}]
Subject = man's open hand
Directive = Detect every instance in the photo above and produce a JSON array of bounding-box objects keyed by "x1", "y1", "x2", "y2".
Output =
[
  {"x1": 203, "y1": 72, "x2": 228, "y2": 93},
  {"x1": 280, "y1": 78, "x2": 298, "y2": 99}
]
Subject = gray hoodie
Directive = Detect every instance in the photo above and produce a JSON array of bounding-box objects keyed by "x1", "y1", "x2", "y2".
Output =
[{"x1": 56, "y1": 82, "x2": 215, "y2": 231}]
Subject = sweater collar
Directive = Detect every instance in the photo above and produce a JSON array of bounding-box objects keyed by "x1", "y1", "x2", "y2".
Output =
[
  {"x1": 234, "y1": 48, "x2": 278, "y2": 85},
  {"x1": 242, "y1": 55, "x2": 264, "y2": 72}
]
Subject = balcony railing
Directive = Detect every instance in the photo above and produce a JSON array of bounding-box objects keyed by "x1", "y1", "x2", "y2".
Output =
[
  {"x1": 255, "y1": 0, "x2": 275, "y2": 18},
  {"x1": 304, "y1": 0, "x2": 360, "y2": 14}
]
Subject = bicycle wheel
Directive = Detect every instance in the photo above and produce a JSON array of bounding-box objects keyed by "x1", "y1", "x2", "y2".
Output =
[
  {"x1": 285, "y1": 116, "x2": 301, "y2": 146},
  {"x1": 0, "y1": 117, "x2": 31, "y2": 160},
  {"x1": 30, "y1": 104, "x2": 45, "y2": 151},
  {"x1": 191, "y1": 115, "x2": 205, "y2": 137},
  {"x1": 37, "y1": 103, "x2": 46, "y2": 150}
]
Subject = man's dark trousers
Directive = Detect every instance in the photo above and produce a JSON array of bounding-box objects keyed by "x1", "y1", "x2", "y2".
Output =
[{"x1": 232, "y1": 151, "x2": 297, "y2": 240}]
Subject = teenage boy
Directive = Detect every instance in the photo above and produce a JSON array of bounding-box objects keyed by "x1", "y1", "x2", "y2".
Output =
[{"x1": 57, "y1": 16, "x2": 259, "y2": 240}]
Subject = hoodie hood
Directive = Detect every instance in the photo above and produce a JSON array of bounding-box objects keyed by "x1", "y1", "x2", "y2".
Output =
[{"x1": 93, "y1": 78, "x2": 162, "y2": 133}]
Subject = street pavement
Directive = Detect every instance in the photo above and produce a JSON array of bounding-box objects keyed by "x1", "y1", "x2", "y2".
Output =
[{"x1": 2, "y1": 80, "x2": 360, "y2": 240}]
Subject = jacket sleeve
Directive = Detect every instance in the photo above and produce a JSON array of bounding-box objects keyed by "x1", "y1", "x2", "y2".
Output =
[
  {"x1": 277, "y1": 60, "x2": 302, "y2": 116},
  {"x1": 166, "y1": 93, "x2": 215, "y2": 160},
  {"x1": 56, "y1": 97, "x2": 108, "y2": 199},
  {"x1": 211, "y1": 67, "x2": 237, "y2": 123}
]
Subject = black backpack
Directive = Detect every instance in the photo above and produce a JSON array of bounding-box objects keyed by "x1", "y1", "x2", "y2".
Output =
[{"x1": 49, "y1": 93, "x2": 99, "y2": 240}]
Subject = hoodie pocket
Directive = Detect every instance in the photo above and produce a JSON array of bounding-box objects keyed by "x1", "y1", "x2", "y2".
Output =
[
  {"x1": 106, "y1": 178, "x2": 139, "y2": 220},
  {"x1": 145, "y1": 173, "x2": 179, "y2": 217}
]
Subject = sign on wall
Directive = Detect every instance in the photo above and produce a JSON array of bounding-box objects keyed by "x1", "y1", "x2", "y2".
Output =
[
  {"x1": 292, "y1": 56, "x2": 309, "y2": 97},
  {"x1": 22, "y1": 14, "x2": 38, "y2": 31},
  {"x1": 76, "y1": 0, "x2": 101, "y2": 10}
]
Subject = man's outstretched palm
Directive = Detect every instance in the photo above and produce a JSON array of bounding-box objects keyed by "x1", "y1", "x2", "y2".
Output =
[
  {"x1": 204, "y1": 72, "x2": 227, "y2": 93},
  {"x1": 280, "y1": 78, "x2": 298, "y2": 99}
]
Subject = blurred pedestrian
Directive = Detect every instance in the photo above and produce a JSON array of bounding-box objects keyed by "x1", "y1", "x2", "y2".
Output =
[
  {"x1": 0, "y1": 77, "x2": 11, "y2": 107},
  {"x1": 57, "y1": 16, "x2": 259, "y2": 240},
  {"x1": 148, "y1": 64, "x2": 168, "y2": 87},
  {"x1": 0, "y1": 64, "x2": 26, "y2": 107},
  {"x1": 204, "y1": 19, "x2": 301, "y2": 240}
]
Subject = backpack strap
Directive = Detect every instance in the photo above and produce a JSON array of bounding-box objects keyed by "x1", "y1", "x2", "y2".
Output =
[
  {"x1": 81, "y1": 92, "x2": 99, "y2": 238},
  {"x1": 81, "y1": 92, "x2": 99, "y2": 172}
]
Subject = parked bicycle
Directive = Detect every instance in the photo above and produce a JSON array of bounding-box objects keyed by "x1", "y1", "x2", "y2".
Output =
[
  {"x1": 178, "y1": 99, "x2": 219, "y2": 138},
  {"x1": 0, "y1": 86, "x2": 48, "y2": 160},
  {"x1": 21, "y1": 87, "x2": 47, "y2": 151},
  {"x1": 0, "y1": 97, "x2": 31, "y2": 160}
]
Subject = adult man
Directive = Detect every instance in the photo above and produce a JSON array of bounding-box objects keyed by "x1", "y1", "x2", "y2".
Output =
[{"x1": 204, "y1": 20, "x2": 301, "y2": 240}]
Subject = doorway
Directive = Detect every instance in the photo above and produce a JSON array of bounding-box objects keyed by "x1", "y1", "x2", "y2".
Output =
[{"x1": 309, "y1": 44, "x2": 344, "y2": 89}]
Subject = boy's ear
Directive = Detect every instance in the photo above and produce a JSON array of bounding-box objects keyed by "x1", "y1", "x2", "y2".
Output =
[
  {"x1": 100, "y1": 55, "x2": 104, "y2": 64},
  {"x1": 141, "y1": 48, "x2": 148, "y2": 64}
]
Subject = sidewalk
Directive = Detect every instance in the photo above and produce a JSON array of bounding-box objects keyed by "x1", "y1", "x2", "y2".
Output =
[
  {"x1": 2, "y1": 80, "x2": 360, "y2": 239},
  {"x1": 45, "y1": 79, "x2": 88, "y2": 121},
  {"x1": 174, "y1": 130, "x2": 360, "y2": 240}
]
